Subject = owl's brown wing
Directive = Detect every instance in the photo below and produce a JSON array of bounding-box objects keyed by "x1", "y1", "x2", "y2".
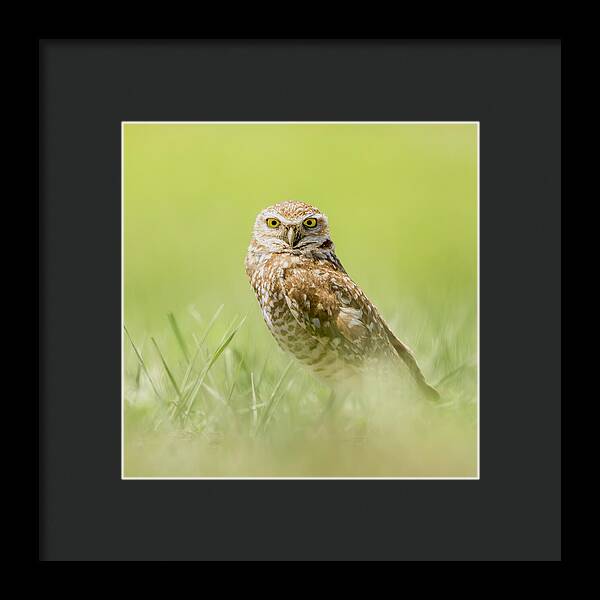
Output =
[
  {"x1": 281, "y1": 263, "x2": 440, "y2": 400},
  {"x1": 281, "y1": 264, "x2": 404, "y2": 365}
]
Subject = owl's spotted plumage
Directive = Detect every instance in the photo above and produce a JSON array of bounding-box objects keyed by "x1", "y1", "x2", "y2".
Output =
[{"x1": 245, "y1": 200, "x2": 439, "y2": 400}]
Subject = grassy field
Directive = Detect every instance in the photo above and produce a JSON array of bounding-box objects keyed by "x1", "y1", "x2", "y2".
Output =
[{"x1": 123, "y1": 123, "x2": 478, "y2": 478}]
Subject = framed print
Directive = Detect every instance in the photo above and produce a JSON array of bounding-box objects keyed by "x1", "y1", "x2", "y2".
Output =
[
  {"x1": 39, "y1": 39, "x2": 561, "y2": 561},
  {"x1": 121, "y1": 121, "x2": 479, "y2": 479}
]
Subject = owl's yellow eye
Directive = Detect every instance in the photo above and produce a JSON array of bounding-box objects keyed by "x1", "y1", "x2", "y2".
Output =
[
  {"x1": 266, "y1": 218, "x2": 281, "y2": 228},
  {"x1": 303, "y1": 217, "x2": 318, "y2": 229}
]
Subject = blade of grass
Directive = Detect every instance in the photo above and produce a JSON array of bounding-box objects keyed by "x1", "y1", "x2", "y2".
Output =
[
  {"x1": 250, "y1": 372, "x2": 259, "y2": 428},
  {"x1": 224, "y1": 380, "x2": 238, "y2": 417},
  {"x1": 230, "y1": 347, "x2": 250, "y2": 381},
  {"x1": 124, "y1": 326, "x2": 163, "y2": 403},
  {"x1": 256, "y1": 359, "x2": 294, "y2": 434},
  {"x1": 188, "y1": 304, "x2": 204, "y2": 325},
  {"x1": 196, "y1": 304, "x2": 225, "y2": 348},
  {"x1": 179, "y1": 336, "x2": 237, "y2": 422},
  {"x1": 201, "y1": 382, "x2": 223, "y2": 402},
  {"x1": 179, "y1": 304, "x2": 225, "y2": 396},
  {"x1": 134, "y1": 361, "x2": 141, "y2": 389},
  {"x1": 255, "y1": 347, "x2": 273, "y2": 388},
  {"x1": 167, "y1": 312, "x2": 190, "y2": 363},
  {"x1": 151, "y1": 337, "x2": 181, "y2": 398},
  {"x1": 183, "y1": 308, "x2": 235, "y2": 390},
  {"x1": 207, "y1": 316, "x2": 245, "y2": 369},
  {"x1": 177, "y1": 317, "x2": 246, "y2": 423}
]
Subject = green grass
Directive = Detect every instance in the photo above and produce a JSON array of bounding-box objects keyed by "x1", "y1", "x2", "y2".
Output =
[
  {"x1": 123, "y1": 123, "x2": 478, "y2": 478},
  {"x1": 123, "y1": 302, "x2": 477, "y2": 477}
]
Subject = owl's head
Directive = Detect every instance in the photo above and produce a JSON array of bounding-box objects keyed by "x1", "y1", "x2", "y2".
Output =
[{"x1": 251, "y1": 200, "x2": 332, "y2": 254}]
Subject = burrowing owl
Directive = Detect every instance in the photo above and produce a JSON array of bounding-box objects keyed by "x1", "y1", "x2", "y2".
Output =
[{"x1": 245, "y1": 200, "x2": 439, "y2": 400}]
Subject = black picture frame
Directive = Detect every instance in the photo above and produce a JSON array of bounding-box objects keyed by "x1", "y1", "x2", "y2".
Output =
[{"x1": 38, "y1": 39, "x2": 562, "y2": 561}]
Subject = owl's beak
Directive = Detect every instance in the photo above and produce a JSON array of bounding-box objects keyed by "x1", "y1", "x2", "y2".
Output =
[{"x1": 287, "y1": 227, "x2": 297, "y2": 247}]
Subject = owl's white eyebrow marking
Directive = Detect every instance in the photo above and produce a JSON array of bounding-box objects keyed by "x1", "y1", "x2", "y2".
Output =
[
  {"x1": 263, "y1": 214, "x2": 295, "y2": 226},
  {"x1": 262, "y1": 211, "x2": 323, "y2": 226}
]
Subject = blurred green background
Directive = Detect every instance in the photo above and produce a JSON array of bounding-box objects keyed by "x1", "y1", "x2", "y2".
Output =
[
  {"x1": 125, "y1": 124, "x2": 476, "y2": 330},
  {"x1": 123, "y1": 123, "x2": 478, "y2": 478}
]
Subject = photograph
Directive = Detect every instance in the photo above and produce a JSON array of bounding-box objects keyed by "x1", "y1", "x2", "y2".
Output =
[{"x1": 122, "y1": 122, "x2": 479, "y2": 478}]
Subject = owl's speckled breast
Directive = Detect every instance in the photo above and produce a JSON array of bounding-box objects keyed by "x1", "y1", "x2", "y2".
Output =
[{"x1": 247, "y1": 253, "x2": 357, "y2": 381}]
